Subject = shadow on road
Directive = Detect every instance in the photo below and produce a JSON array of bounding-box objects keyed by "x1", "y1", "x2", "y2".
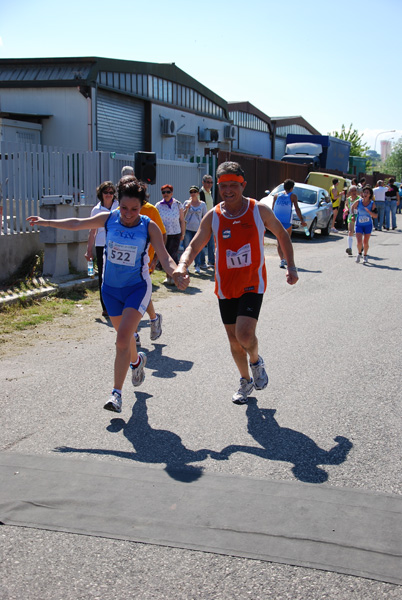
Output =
[
  {"x1": 143, "y1": 343, "x2": 193, "y2": 379},
  {"x1": 55, "y1": 397, "x2": 352, "y2": 485},
  {"x1": 211, "y1": 399, "x2": 353, "y2": 484},
  {"x1": 55, "y1": 392, "x2": 209, "y2": 482}
]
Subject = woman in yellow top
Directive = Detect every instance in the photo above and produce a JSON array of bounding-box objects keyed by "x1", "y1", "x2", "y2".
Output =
[{"x1": 329, "y1": 178, "x2": 343, "y2": 233}]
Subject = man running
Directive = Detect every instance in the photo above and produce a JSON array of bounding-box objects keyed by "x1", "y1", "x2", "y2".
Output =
[
  {"x1": 272, "y1": 178, "x2": 306, "y2": 268},
  {"x1": 174, "y1": 161, "x2": 298, "y2": 404}
]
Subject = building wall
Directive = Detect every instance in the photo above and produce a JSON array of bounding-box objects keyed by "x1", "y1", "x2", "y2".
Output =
[
  {"x1": 0, "y1": 88, "x2": 89, "y2": 150},
  {"x1": 232, "y1": 128, "x2": 271, "y2": 159},
  {"x1": 151, "y1": 104, "x2": 231, "y2": 159}
]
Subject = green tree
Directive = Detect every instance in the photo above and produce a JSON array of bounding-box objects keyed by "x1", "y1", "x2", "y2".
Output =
[
  {"x1": 384, "y1": 138, "x2": 402, "y2": 181},
  {"x1": 328, "y1": 123, "x2": 370, "y2": 158}
]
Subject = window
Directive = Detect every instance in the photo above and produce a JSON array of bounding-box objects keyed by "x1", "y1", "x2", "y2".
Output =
[
  {"x1": 177, "y1": 134, "x2": 195, "y2": 156},
  {"x1": 96, "y1": 70, "x2": 224, "y2": 118}
]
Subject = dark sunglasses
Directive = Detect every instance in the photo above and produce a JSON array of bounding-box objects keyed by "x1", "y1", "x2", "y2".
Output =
[
  {"x1": 103, "y1": 191, "x2": 114, "y2": 195},
  {"x1": 162, "y1": 191, "x2": 172, "y2": 195}
]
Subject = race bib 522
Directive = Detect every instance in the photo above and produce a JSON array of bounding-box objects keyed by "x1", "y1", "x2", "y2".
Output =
[{"x1": 108, "y1": 241, "x2": 137, "y2": 267}]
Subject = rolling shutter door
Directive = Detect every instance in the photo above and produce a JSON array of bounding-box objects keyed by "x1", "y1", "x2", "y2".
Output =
[{"x1": 97, "y1": 89, "x2": 144, "y2": 154}]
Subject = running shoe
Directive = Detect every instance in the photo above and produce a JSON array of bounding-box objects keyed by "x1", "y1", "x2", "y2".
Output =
[
  {"x1": 150, "y1": 313, "x2": 162, "y2": 341},
  {"x1": 363, "y1": 255, "x2": 368, "y2": 264},
  {"x1": 279, "y1": 259, "x2": 287, "y2": 269},
  {"x1": 131, "y1": 352, "x2": 147, "y2": 387},
  {"x1": 355, "y1": 254, "x2": 361, "y2": 263},
  {"x1": 104, "y1": 391, "x2": 122, "y2": 413},
  {"x1": 331, "y1": 227, "x2": 338, "y2": 233},
  {"x1": 345, "y1": 248, "x2": 352, "y2": 256},
  {"x1": 195, "y1": 265, "x2": 201, "y2": 273},
  {"x1": 250, "y1": 355, "x2": 269, "y2": 390},
  {"x1": 134, "y1": 332, "x2": 141, "y2": 347},
  {"x1": 207, "y1": 263, "x2": 215, "y2": 268},
  {"x1": 232, "y1": 378, "x2": 254, "y2": 405}
]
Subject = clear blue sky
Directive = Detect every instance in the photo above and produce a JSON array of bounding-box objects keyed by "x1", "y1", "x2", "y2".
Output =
[{"x1": 1, "y1": 0, "x2": 401, "y2": 150}]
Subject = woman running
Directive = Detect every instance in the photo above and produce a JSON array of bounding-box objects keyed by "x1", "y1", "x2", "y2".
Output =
[
  {"x1": 27, "y1": 177, "x2": 189, "y2": 413},
  {"x1": 351, "y1": 186, "x2": 377, "y2": 264}
]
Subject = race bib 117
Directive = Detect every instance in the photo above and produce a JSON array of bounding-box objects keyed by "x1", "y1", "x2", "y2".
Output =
[{"x1": 226, "y1": 243, "x2": 251, "y2": 269}]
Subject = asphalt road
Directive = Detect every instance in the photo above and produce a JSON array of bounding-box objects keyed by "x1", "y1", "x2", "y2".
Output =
[{"x1": 1, "y1": 223, "x2": 402, "y2": 600}]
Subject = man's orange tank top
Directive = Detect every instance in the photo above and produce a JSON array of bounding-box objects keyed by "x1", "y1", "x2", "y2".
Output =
[{"x1": 212, "y1": 198, "x2": 267, "y2": 300}]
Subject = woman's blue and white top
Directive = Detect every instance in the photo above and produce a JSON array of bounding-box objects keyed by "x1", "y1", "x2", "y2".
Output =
[
  {"x1": 103, "y1": 210, "x2": 151, "y2": 288},
  {"x1": 356, "y1": 199, "x2": 374, "y2": 225}
]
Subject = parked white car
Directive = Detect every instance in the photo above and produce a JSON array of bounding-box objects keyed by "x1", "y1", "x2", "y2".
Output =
[{"x1": 259, "y1": 183, "x2": 333, "y2": 238}]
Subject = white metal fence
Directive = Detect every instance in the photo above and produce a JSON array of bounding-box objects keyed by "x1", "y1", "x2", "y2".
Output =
[{"x1": 0, "y1": 141, "x2": 215, "y2": 235}]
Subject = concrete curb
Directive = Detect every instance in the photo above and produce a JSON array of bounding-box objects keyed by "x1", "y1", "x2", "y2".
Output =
[{"x1": 0, "y1": 275, "x2": 99, "y2": 307}]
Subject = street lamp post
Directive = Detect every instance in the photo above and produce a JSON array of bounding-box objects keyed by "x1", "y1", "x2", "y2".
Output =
[{"x1": 374, "y1": 130, "x2": 396, "y2": 152}]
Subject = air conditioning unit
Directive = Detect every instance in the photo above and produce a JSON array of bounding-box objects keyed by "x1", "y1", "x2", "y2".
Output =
[
  {"x1": 224, "y1": 125, "x2": 237, "y2": 140},
  {"x1": 198, "y1": 127, "x2": 211, "y2": 142},
  {"x1": 161, "y1": 118, "x2": 176, "y2": 136}
]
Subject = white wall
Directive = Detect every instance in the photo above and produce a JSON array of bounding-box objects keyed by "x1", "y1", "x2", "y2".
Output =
[
  {"x1": 0, "y1": 88, "x2": 89, "y2": 151},
  {"x1": 151, "y1": 104, "x2": 231, "y2": 159}
]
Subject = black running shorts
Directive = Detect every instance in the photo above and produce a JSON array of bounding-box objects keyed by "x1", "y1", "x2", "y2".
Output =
[{"x1": 218, "y1": 293, "x2": 263, "y2": 325}]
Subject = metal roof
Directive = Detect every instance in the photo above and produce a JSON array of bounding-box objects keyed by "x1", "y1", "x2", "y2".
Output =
[
  {"x1": 228, "y1": 101, "x2": 272, "y2": 128},
  {"x1": 0, "y1": 57, "x2": 227, "y2": 113},
  {"x1": 271, "y1": 116, "x2": 321, "y2": 135}
]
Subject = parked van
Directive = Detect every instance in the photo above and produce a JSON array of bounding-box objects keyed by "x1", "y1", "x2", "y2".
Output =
[{"x1": 305, "y1": 172, "x2": 348, "y2": 193}]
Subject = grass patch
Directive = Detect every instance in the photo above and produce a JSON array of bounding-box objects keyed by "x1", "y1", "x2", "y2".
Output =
[
  {"x1": 0, "y1": 267, "x2": 186, "y2": 337},
  {"x1": 0, "y1": 289, "x2": 98, "y2": 336}
]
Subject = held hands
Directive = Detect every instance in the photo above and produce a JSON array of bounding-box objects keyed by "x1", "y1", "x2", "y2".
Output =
[{"x1": 172, "y1": 269, "x2": 190, "y2": 291}]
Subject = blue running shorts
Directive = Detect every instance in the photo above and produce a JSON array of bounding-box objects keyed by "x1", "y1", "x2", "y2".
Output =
[
  {"x1": 101, "y1": 280, "x2": 152, "y2": 317},
  {"x1": 355, "y1": 221, "x2": 373, "y2": 235}
]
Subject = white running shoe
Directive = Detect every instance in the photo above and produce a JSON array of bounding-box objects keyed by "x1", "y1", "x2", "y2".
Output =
[
  {"x1": 104, "y1": 391, "x2": 122, "y2": 413},
  {"x1": 134, "y1": 332, "x2": 141, "y2": 347},
  {"x1": 131, "y1": 352, "x2": 147, "y2": 387},
  {"x1": 356, "y1": 254, "x2": 361, "y2": 263},
  {"x1": 279, "y1": 259, "x2": 287, "y2": 269},
  {"x1": 150, "y1": 313, "x2": 162, "y2": 341},
  {"x1": 232, "y1": 378, "x2": 254, "y2": 404},
  {"x1": 250, "y1": 355, "x2": 269, "y2": 390},
  {"x1": 363, "y1": 255, "x2": 368, "y2": 264},
  {"x1": 331, "y1": 227, "x2": 338, "y2": 233}
]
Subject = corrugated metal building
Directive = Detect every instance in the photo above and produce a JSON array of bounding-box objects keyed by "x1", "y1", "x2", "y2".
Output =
[
  {"x1": 0, "y1": 57, "x2": 233, "y2": 159},
  {"x1": 228, "y1": 102, "x2": 320, "y2": 160}
]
